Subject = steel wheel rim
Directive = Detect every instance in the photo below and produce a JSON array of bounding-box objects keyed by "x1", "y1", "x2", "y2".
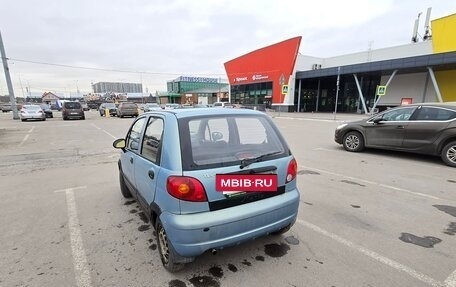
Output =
[
  {"x1": 158, "y1": 226, "x2": 169, "y2": 263},
  {"x1": 345, "y1": 135, "x2": 359, "y2": 150},
  {"x1": 447, "y1": 145, "x2": 456, "y2": 163}
]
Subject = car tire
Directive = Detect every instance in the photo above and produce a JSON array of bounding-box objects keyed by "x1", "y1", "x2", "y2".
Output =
[
  {"x1": 155, "y1": 218, "x2": 185, "y2": 273},
  {"x1": 82, "y1": 116, "x2": 85, "y2": 120},
  {"x1": 42, "y1": 118, "x2": 46, "y2": 121},
  {"x1": 343, "y1": 131, "x2": 365, "y2": 152},
  {"x1": 119, "y1": 172, "x2": 133, "y2": 198},
  {"x1": 441, "y1": 141, "x2": 456, "y2": 167},
  {"x1": 21, "y1": 119, "x2": 26, "y2": 122}
]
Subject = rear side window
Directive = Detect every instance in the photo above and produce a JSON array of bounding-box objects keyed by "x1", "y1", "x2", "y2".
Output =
[
  {"x1": 181, "y1": 115, "x2": 286, "y2": 170},
  {"x1": 141, "y1": 117, "x2": 163, "y2": 164},
  {"x1": 412, "y1": 107, "x2": 456, "y2": 121},
  {"x1": 64, "y1": 102, "x2": 81, "y2": 109}
]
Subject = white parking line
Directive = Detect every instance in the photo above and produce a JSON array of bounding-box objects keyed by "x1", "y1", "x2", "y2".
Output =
[
  {"x1": 91, "y1": 123, "x2": 117, "y2": 140},
  {"x1": 299, "y1": 165, "x2": 441, "y2": 200},
  {"x1": 28, "y1": 126, "x2": 35, "y2": 133},
  {"x1": 297, "y1": 219, "x2": 442, "y2": 287},
  {"x1": 19, "y1": 134, "x2": 29, "y2": 147},
  {"x1": 277, "y1": 116, "x2": 345, "y2": 123},
  {"x1": 445, "y1": 270, "x2": 456, "y2": 287},
  {"x1": 55, "y1": 186, "x2": 92, "y2": 287}
]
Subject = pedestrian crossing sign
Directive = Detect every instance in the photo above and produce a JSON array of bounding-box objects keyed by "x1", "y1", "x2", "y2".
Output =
[
  {"x1": 282, "y1": 85, "x2": 288, "y2": 95},
  {"x1": 376, "y1": 85, "x2": 386, "y2": 96}
]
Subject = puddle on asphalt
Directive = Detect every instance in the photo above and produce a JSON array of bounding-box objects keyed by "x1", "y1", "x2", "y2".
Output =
[
  {"x1": 241, "y1": 259, "x2": 252, "y2": 266},
  {"x1": 255, "y1": 255, "x2": 265, "y2": 261},
  {"x1": 284, "y1": 236, "x2": 300, "y2": 245},
  {"x1": 433, "y1": 205, "x2": 456, "y2": 217},
  {"x1": 227, "y1": 264, "x2": 238, "y2": 272},
  {"x1": 444, "y1": 222, "x2": 456, "y2": 236},
  {"x1": 340, "y1": 180, "x2": 365, "y2": 187},
  {"x1": 138, "y1": 225, "x2": 150, "y2": 232},
  {"x1": 297, "y1": 170, "x2": 320, "y2": 175},
  {"x1": 208, "y1": 266, "x2": 224, "y2": 278},
  {"x1": 138, "y1": 212, "x2": 150, "y2": 223},
  {"x1": 188, "y1": 275, "x2": 220, "y2": 287},
  {"x1": 264, "y1": 243, "x2": 290, "y2": 257},
  {"x1": 168, "y1": 279, "x2": 187, "y2": 287},
  {"x1": 399, "y1": 233, "x2": 442, "y2": 248}
]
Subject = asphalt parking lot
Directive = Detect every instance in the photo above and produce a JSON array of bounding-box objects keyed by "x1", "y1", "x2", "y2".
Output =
[{"x1": 0, "y1": 110, "x2": 455, "y2": 287}]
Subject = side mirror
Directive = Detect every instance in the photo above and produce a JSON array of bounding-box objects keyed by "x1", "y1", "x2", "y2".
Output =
[
  {"x1": 211, "y1": 131, "x2": 223, "y2": 141},
  {"x1": 373, "y1": 117, "x2": 383, "y2": 124},
  {"x1": 113, "y1": 138, "x2": 126, "y2": 150}
]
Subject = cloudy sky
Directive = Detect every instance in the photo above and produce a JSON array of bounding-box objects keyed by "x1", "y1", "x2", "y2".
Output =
[{"x1": 0, "y1": 0, "x2": 455, "y2": 96}]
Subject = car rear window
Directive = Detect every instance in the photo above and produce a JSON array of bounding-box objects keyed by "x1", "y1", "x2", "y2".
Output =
[
  {"x1": 179, "y1": 115, "x2": 288, "y2": 170},
  {"x1": 122, "y1": 103, "x2": 137, "y2": 108},
  {"x1": 64, "y1": 102, "x2": 81, "y2": 109}
]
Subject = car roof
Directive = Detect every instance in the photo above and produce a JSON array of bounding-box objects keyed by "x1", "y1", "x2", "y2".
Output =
[
  {"x1": 148, "y1": 107, "x2": 266, "y2": 119},
  {"x1": 407, "y1": 102, "x2": 456, "y2": 109}
]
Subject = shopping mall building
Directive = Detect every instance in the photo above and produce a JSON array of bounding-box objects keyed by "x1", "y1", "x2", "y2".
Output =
[{"x1": 224, "y1": 13, "x2": 456, "y2": 113}]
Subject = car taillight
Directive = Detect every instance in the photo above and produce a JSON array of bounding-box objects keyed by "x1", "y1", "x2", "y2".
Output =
[
  {"x1": 166, "y1": 176, "x2": 207, "y2": 202},
  {"x1": 286, "y1": 158, "x2": 297, "y2": 183}
]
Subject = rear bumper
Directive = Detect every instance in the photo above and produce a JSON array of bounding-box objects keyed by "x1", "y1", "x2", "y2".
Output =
[
  {"x1": 64, "y1": 114, "x2": 84, "y2": 119},
  {"x1": 160, "y1": 189, "x2": 300, "y2": 257}
]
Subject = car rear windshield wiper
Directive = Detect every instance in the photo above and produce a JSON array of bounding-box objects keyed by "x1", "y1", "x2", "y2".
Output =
[{"x1": 240, "y1": 151, "x2": 282, "y2": 169}]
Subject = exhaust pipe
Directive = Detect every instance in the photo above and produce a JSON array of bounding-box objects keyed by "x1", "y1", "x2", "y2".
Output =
[{"x1": 211, "y1": 249, "x2": 217, "y2": 255}]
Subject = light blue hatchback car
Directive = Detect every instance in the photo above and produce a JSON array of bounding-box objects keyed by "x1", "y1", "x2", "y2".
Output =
[{"x1": 113, "y1": 108, "x2": 300, "y2": 272}]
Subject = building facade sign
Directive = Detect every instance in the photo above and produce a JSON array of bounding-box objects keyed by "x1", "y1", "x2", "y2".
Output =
[{"x1": 178, "y1": 76, "x2": 218, "y2": 83}]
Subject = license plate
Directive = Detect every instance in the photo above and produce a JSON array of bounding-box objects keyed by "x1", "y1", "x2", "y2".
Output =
[
  {"x1": 216, "y1": 174, "x2": 277, "y2": 192},
  {"x1": 70, "y1": 112, "x2": 78, "y2": 115}
]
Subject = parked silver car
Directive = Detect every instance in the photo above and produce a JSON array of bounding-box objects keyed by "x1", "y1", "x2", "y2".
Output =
[{"x1": 20, "y1": 105, "x2": 46, "y2": 121}]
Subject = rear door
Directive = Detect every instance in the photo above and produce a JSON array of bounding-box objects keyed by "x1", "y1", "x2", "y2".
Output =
[
  {"x1": 402, "y1": 106, "x2": 456, "y2": 150},
  {"x1": 134, "y1": 116, "x2": 164, "y2": 209}
]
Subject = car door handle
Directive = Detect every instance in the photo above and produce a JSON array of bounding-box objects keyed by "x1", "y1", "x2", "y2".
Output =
[
  {"x1": 396, "y1": 125, "x2": 405, "y2": 129},
  {"x1": 148, "y1": 170, "x2": 155, "y2": 180},
  {"x1": 130, "y1": 157, "x2": 133, "y2": 164}
]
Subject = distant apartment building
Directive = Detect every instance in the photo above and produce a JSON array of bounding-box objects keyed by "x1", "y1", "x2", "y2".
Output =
[{"x1": 92, "y1": 82, "x2": 143, "y2": 93}]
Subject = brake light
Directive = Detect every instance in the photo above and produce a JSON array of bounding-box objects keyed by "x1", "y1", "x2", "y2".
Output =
[
  {"x1": 166, "y1": 176, "x2": 207, "y2": 202},
  {"x1": 286, "y1": 158, "x2": 297, "y2": 183}
]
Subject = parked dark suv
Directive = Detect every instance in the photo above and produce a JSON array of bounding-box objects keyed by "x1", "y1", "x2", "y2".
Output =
[
  {"x1": 62, "y1": 101, "x2": 85, "y2": 120},
  {"x1": 335, "y1": 103, "x2": 456, "y2": 167}
]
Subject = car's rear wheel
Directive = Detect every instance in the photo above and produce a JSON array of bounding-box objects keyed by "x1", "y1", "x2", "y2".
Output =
[
  {"x1": 119, "y1": 171, "x2": 132, "y2": 198},
  {"x1": 441, "y1": 141, "x2": 456, "y2": 167},
  {"x1": 343, "y1": 131, "x2": 365, "y2": 152},
  {"x1": 156, "y1": 218, "x2": 185, "y2": 273}
]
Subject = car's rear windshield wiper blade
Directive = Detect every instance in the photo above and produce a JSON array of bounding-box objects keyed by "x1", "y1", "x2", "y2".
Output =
[{"x1": 240, "y1": 151, "x2": 282, "y2": 169}]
